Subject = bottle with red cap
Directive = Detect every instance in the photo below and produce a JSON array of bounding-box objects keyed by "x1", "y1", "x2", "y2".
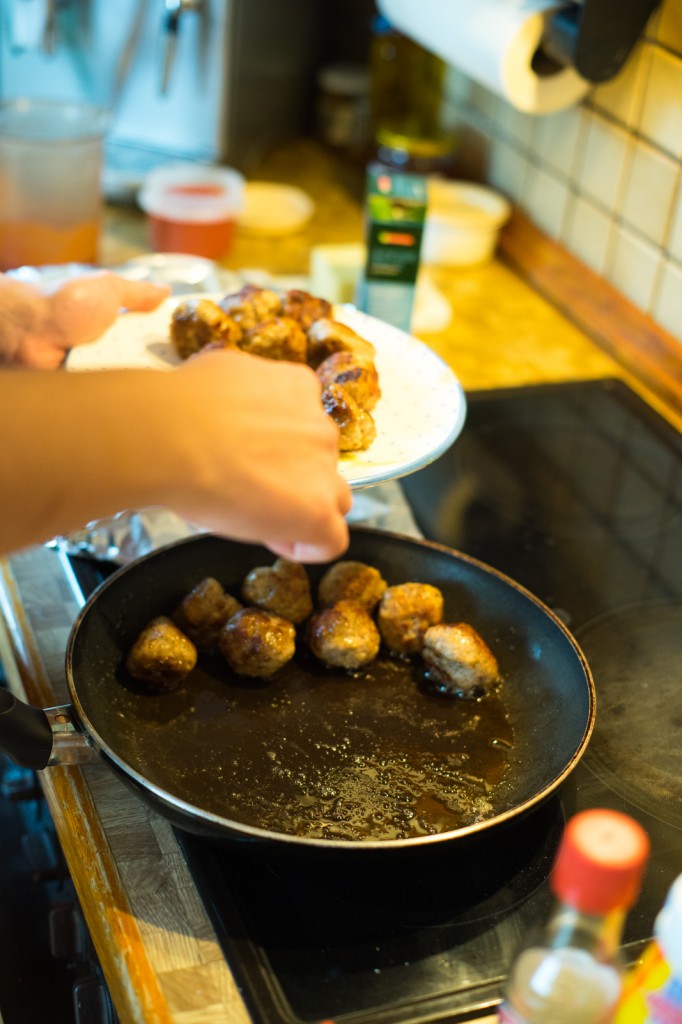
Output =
[{"x1": 498, "y1": 808, "x2": 651, "y2": 1024}]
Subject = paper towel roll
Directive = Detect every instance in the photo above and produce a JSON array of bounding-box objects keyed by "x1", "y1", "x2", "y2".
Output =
[{"x1": 376, "y1": 0, "x2": 590, "y2": 115}]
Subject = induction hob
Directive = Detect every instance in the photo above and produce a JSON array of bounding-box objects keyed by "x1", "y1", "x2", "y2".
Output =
[{"x1": 68, "y1": 378, "x2": 682, "y2": 1024}]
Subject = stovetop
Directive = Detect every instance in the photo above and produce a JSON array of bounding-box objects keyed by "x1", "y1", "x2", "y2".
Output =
[{"x1": 68, "y1": 378, "x2": 682, "y2": 1024}]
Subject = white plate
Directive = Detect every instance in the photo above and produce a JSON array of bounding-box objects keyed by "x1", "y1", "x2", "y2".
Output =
[{"x1": 66, "y1": 296, "x2": 466, "y2": 489}]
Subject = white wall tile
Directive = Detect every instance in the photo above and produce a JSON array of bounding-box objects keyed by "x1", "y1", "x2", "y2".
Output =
[
  {"x1": 655, "y1": 0, "x2": 682, "y2": 52},
  {"x1": 666, "y1": 178, "x2": 682, "y2": 263},
  {"x1": 534, "y1": 106, "x2": 585, "y2": 180},
  {"x1": 563, "y1": 194, "x2": 613, "y2": 275},
  {"x1": 523, "y1": 165, "x2": 570, "y2": 239},
  {"x1": 497, "y1": 103, "x2": 537, "y2": 150},
  {"x1": 619, "y1": 140, "x2": 677, "y2": 246},
  {"x1": 607, "y1": 224, "x2": 662, "y2": 311},
  {"x1": 590, "y1": 41, "x2": 648, "y2": 128},
  {"x1": 488, "y1": 136, "x2": 529, "y2": 205},
  {"x1": 652, "y1": 257, "x2": 682, "y2": 342},
  {"x1": 637, "y1": 46, "x2": 682, "y2": 158},
  {"x1": 575, "y1": 112, "x2": 631, "y2": 211}
]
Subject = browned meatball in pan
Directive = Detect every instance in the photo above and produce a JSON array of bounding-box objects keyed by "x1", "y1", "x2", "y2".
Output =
[
  {"x1": 172, "y1": 577, "x2": 242, "y2": 649},
  {"x1": 318, "y1": 560, "x2": 387, "y2": 613},
  {"x1": 306, "y1": 599, "x2": 381, "y2": 670},
  {"x1": 378, "y1": 582, "x2": 444, "y2": 656},
  {"x1": 126, "y1": 616, "x2": 197, "y2": 691},
  {"x1": 322, "y1": 383, "x2": 377, "y2": 452},
  {"x1": 307, "y1": 318, "x2": 376, "y2": 368},
  {"x1": 241, "y1": 558, "x2": 313, "y2": 625},
  {"x1": 219, "y1": 284, "x2": 283, "y2": 330},
  {"x1": 170, "y1": 298, "x2": 242, "y2": 359},
  {"x1": 240, "y1": 316, "x2": 307, "y2": 362},
  {"x1": 282, "y1": 288, "x2": 332, "y2": 329},
  {"x1": 219, "y1": 608, "x2": 296, "y2": 678},
  {"x1": 316, "y1": 350, "x2": 381, "y2": 411},
  {"x1": 422, "y1": 623, "x2": 500, "y2": 695}
]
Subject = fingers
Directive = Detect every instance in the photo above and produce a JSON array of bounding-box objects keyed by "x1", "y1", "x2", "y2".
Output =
[
  {"x1": 266, "y1": 477, "x2": 352, "y2": 564},
  {"x1": 107, "y1": 275, "x2": 172, "y2": 312}
]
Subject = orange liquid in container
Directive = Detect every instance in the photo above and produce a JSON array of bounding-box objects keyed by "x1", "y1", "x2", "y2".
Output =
[
  {"x1": 147, "y1": 182, "x2": 236, "y2": 259},
  {"x1": 0, "y1": 218, "x2": 100, "y2": 270},
  {"x1": 147, "y1": 214, "x2": 236, "y2": 260}
]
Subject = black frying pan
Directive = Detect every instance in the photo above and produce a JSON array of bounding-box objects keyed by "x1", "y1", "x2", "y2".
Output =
[{"x1": 0, "y1": 528, "x2": 595, "y2": 851}]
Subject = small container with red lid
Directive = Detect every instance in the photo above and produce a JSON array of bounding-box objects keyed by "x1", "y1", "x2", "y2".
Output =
[{"x1": 138, "y1": 163, "x2": 244, "y2": 261}]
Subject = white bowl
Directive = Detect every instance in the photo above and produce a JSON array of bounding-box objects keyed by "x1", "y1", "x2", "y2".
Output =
[{"x1": 422, "y1": 181, "x2": 511, "y2": 267}]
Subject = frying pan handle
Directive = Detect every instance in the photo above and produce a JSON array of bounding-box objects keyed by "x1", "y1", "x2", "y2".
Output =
[
  {"x1": 0, "y1": 688, "x2": 53, "y2": 769},
  {"x1": 0, "y1": 691, "x2": 95, "y2": 769}
]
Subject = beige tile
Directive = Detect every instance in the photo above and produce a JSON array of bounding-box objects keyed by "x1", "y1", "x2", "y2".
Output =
[
  {"x1": 652, "y1": 257, "x2": 682, "y2": 341},
  {"x1": 655, "y1": 0, "x2": 682, "y2": 52},
  {"x1": 637, "y1": 45, "x2": 682, "y2": 157},
  {"x1": 564, "y1": 194, "x2": 614, "y2": 275},
  {"x1": 607, "y1": 223, "x2": 662, "y2": 311},
  {"x1": 498, "y1": 101, "x2": 537, "y2": 149},
  {"x1": 575, "y1": 111, "x2": 631, "y2": 211},
  {"x1": 619, "y1": 140, "x2": 677, "y2": 245},
  {"x1": 590, "y1": 40, "x2": 649, "y2": 128}
]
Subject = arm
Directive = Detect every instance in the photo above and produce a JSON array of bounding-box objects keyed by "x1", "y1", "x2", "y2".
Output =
[{"x1": 0, "y1": 349, "x2": 351, "y2": 562}]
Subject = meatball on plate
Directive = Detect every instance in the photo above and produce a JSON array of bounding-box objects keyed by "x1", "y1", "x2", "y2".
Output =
[{"x1": 66, "y1": 291, "x2": 466, "y2": 489}]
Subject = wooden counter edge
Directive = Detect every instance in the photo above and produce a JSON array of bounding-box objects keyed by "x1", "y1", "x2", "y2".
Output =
[
  {"x1": 0, "y1": 561, "x2": 174, "y2": 1024},
  {"x1": 499, "y1": 210, "x2": 682, "y2": 418}
]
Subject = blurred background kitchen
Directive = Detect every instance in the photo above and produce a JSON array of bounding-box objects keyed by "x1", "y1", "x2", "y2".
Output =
[{"x1": 1, "y1": 0, "x2": 681, "y2": 345}]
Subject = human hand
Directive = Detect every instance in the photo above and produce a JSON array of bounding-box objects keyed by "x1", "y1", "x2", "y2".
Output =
[
  {"x1": 157, "y1": 348, "x2": 352, "y2": 562},
  {"x1": 0, "y1": 270, "x2": 170, "y2": 369}
]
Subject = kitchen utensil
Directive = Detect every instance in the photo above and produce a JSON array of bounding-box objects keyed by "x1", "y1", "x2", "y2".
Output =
[{"x1": 0, "y1": 528, "x2": 595, "y2": 851}]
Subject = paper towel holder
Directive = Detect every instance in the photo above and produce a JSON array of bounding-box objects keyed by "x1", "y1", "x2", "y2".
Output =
[{"x1": 545, "y1": 0, "x2": 662, "y2": 83}]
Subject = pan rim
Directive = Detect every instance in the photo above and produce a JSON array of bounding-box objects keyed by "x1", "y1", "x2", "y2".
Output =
[{"x1": 65, "y1": 528, "x2": 596, "y2": 850}]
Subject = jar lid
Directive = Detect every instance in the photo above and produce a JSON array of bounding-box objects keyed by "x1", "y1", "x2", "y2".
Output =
[
  {"x1": 376, "y1": 126, "x2": 457, "y2": 160},
  {"x1": 551, "y1": 809, "x2": 650, "y2": 915}
]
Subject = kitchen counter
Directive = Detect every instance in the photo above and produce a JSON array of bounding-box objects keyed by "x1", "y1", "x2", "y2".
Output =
[{"x1": 1, "y1": 142, "x2": 681, "y2": 1024}]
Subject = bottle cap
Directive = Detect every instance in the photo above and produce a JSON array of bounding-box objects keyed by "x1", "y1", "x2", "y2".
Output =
[{"x1": 551, "y1": 809, "x2": 650, "y2": 915}]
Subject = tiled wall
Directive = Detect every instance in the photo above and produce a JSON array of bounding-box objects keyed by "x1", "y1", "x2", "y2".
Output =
[{"x1": 441, "y1": 0, "x2": 682, "y2": 345}]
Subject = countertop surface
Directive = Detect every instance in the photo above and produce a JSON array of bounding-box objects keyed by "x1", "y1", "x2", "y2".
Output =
[{"x1": 0, "y1": 142, "x2": 679, "y2": 1024}]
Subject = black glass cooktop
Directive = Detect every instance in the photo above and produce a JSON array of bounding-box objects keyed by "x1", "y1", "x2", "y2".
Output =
[{"x1": 72, "y1": 378, "x2": 682, "y2": 1024}]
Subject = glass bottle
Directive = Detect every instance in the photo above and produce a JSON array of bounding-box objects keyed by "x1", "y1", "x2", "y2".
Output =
[{"x1": 499, "y1": 808, "x2": 651, "y2": 1024}]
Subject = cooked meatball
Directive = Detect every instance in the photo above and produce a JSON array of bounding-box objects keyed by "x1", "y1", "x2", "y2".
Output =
[
  {"x1": 282, "y1": 288, "x2": 332, "y2": 329},
  {"x1": 241, "y1": 558, "x2": 313, "y2": 625},
  {"x1": 306, "y1": 599, "x2": 381, "y2": 670},
  {"x1": 316, "y1": 350, "x2": 381, "y2": 411},
  {"x1": 307, "y1": 318, "x2": 376, "y2": 368},
  {"x1": 422, "y1": 623, "x2": 500, "y2": 695},
  {"x1": 219, "y1": 608, "x2": 296, "y2": 678},
  {"x1": 322, "y1": 383, "x2": 377, "y2": 452},
  {"x1": 170, "y1": 298, "x2": 242, "y2": 359},
  {"x1": 318, "y1": 560, "x2": 387, "y2": 613},
  {"x1": 172, "y1": 577, "x2": 242, "y2": 649},
  {"x1": 125, "y1": 616, "x2": 197, "y2": 691},
  {"x1": 219, "y1": 284, "x2": 283, "y2": 330},
  {"x1": 240, "y1": 316, "x2": 307, "y2": 362},
  {"x1": 377, "y1": 582, "x2": 444, "y2": 656}
]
